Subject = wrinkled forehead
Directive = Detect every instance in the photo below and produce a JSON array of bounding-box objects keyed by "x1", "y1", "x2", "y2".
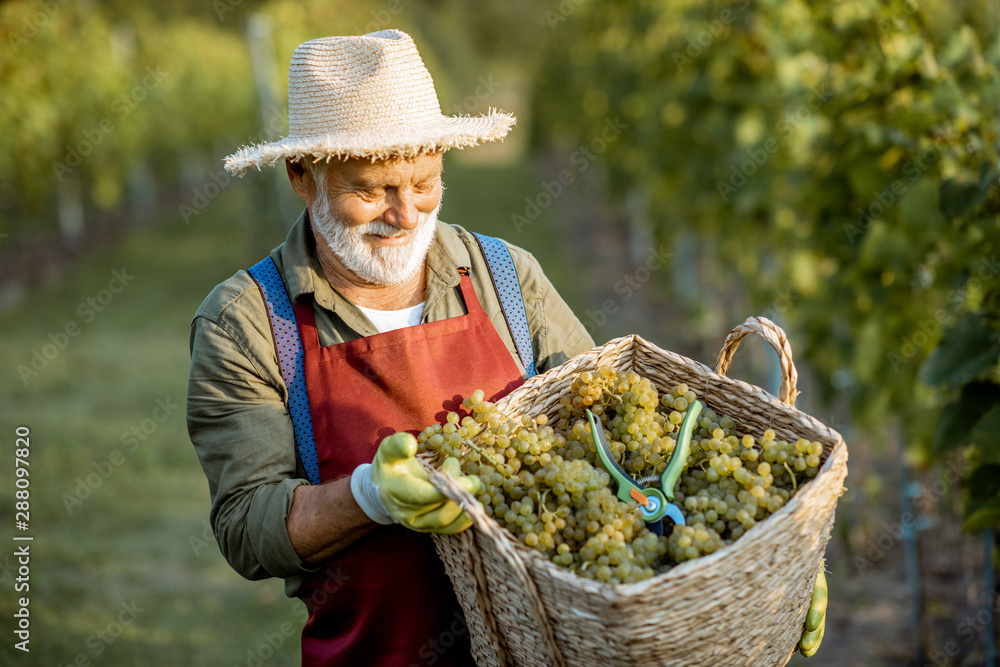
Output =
[{"x1": 327, "y1": 152, "x2": 444, "y2": 187}]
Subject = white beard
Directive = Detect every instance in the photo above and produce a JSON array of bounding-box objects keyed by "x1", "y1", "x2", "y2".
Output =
[{"x1": 310, "y1": 193, "x2": 439, "y2": 287}]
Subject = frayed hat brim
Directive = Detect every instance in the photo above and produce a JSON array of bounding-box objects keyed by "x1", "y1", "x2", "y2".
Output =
[{"x1": 225, "y1": 110, "x2": 515, "y2": 176}]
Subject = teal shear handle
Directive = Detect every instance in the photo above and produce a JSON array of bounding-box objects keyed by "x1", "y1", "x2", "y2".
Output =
[{"x1": 586, "y1": 400, "x2": 703, "y2": 535}]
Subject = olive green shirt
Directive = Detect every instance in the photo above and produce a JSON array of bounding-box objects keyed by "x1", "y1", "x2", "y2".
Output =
[{"x1": 186, "y1": 210, "x2": 594, "y2": 595}]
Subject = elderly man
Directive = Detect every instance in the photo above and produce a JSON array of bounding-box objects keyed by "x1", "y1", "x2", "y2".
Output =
[
  {"x1": 187, "y1": 29, "x2": 593, "y2": 666},
  {"x1": 188, "y1": 29, "x2": 827, "y2": 667}
]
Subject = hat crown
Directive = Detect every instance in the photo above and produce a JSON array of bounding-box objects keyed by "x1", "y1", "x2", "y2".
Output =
[
  {"x1": 288, "y1": 30, "x2": 443, "y2": 136},
  {"x1": 223, "y1": 29, "x2": 516, "y2": 175}
]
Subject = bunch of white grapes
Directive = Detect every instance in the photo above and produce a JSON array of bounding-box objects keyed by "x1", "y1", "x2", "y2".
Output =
[{"x1": 417, "y1": 367, "x2": 824, "y2": 584}]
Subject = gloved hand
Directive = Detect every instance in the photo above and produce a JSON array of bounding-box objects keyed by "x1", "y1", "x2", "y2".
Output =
[
  {"x1": 350, "y1": 432, "x2": 481, "y2": 534},
  {"x1": 799, "y1": 564, "x2": 828, "y2": 657}
]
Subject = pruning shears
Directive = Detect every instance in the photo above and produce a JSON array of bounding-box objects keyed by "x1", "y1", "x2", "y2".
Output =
[{"x1": 586, "y1": 400, "x2": 703, "y2": 536}]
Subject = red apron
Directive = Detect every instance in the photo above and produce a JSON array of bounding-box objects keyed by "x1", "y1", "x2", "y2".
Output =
[{"x1": 292, "y1": 270, "x2": 524, "y2": 667}]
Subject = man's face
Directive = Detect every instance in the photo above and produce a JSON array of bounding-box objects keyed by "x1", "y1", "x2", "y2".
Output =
[{"x1": 308, "y1": 152, "x2": 444, "y2": 287}]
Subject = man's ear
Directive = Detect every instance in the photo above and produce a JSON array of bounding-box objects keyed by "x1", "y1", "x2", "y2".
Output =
[{"x1": 286, "y1": 159, "x2": 314, "y2": 203}]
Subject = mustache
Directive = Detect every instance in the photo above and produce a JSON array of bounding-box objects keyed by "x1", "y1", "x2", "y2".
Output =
[{"x1": 355, "y1": 220, "x2": 415, "y2": 238}]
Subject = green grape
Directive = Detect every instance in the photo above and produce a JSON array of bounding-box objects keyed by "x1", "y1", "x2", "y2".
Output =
[{"x1": 426, "y1": 371, "x2": 824, "y2": 581}]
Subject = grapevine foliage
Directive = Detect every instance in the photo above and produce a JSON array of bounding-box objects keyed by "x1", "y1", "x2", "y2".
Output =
[{"x1": 531, "y1": 0, "x2": 1000, "y2": 528}]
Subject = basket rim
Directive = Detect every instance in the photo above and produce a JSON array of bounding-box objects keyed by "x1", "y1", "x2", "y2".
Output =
[{"x1": 492, "y1": 334, "x2": 846, "y2": 454}]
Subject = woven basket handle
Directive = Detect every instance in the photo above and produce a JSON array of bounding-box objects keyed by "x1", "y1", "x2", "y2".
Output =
[{"x1": 714, "y1": 316, "x2": 800, "y2": 407}]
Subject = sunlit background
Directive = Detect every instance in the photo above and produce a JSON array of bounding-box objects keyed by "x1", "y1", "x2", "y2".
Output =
[{"x1": 1, "y1": 1, "x2": 998, "y2": 665}]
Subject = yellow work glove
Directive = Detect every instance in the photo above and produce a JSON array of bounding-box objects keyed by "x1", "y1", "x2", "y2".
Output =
[
  {"x1": 351, "y1": 432, "x2": 480, "y2": 534},
  {"x1": 799, "y1": 565, "x2": 828, "y2": 657}
]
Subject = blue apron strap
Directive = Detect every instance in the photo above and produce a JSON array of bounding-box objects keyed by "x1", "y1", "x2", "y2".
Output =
[
  {"x1": 247, "y1": 257, "x2": 321, "y2": 485},
  {"x1": 472, "y1": 233, "x2": 538, "y2": 378}
]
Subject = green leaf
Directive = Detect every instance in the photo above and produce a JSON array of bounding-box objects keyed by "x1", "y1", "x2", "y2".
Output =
[
  {"x1": 964, "y1": 464, "x2": 1000, "y2": 533},
  {"x1": 932, "y1": 383, "x2": 1000, "y2": 454},
  {"x1": 968, "y1": 464, "x2": 1000, "y2": 498},
  {"x1": 939, "y1": 162, "x2": 999, "y2": 221},
  {"x1": 970, "y1": 406, "x2": 1000, "y2": 464},
  {"x1": 920, "y1": 313, "x2": 1000, "y2": 389},
  {"x1": 939, "y1": 179, "x2": 978, "y2": 220},
  {"x1": 963, "y1": 505, "x2": 1000, "y2": 533}
]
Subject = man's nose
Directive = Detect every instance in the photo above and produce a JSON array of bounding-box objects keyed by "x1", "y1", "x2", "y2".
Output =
[{"x1": 383, "y1": 190, "x2": 420, "y2": 230}]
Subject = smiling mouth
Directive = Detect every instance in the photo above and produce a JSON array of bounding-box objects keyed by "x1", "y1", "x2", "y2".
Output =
[{"x1": 365, "y1": 232, "x2": 412, "y2": 245}]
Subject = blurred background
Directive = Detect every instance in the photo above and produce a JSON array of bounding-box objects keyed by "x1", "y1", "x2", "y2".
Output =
[{"x1": 0, "y1": 0, "x2": 998, "y2": 665}]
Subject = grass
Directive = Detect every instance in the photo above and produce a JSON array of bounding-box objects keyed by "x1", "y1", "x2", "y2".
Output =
[{"x1": 0, "y1": 158, "x2": 575, "y2": 666}]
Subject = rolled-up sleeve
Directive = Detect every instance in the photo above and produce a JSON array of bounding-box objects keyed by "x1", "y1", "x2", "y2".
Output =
[{"x1": 186, "y1": 281, "x2": 317, "y2": 581}]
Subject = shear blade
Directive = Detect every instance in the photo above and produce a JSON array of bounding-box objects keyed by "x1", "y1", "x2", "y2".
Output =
[{"x1": 663, "y1": 503, "x2": 686, "y2": 527}]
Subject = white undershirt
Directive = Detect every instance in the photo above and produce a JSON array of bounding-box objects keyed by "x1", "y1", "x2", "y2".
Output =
[{"x1": 355, "y1": 302, "x2": 425, "y2": 333}]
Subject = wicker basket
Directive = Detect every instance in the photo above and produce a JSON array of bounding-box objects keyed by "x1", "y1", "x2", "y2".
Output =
[{"x1": 426, "y1": 317, "x2": 848, "y2": 667}]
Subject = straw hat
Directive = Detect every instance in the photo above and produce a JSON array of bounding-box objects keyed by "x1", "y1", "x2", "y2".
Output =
[{"x1": 224, "y1": 29, "x2": 516, "y2": 175}]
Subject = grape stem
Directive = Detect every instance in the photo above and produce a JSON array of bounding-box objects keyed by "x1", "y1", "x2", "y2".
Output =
[
  {"x1": 783, "y1": 462, "x2": 798, "y2": 491},
  {"x1": 464, "y1": 439, "x2": 515, "y2": 480},
  {"x1": 463, "y1": 438, "x2": 487, "y2": 459},
  {"x1": 539, "y1": 490, "x2": 554, "y2": 521}
]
